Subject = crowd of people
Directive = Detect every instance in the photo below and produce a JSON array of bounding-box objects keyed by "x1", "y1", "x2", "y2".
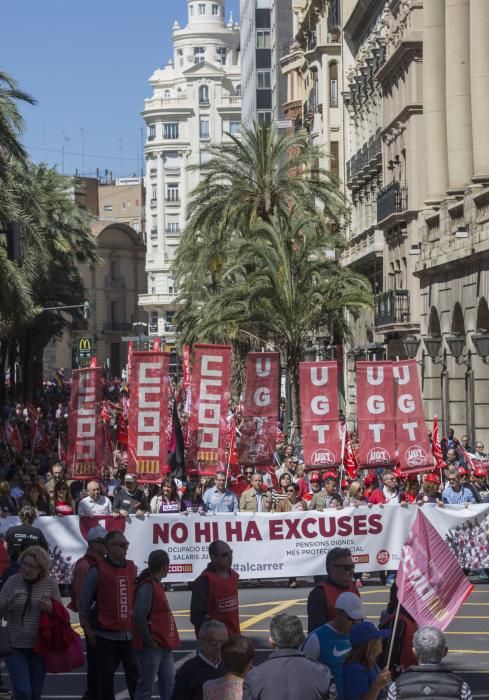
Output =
[{"x1": 0, "y1": 388, "x2": 486, "y2": 699}]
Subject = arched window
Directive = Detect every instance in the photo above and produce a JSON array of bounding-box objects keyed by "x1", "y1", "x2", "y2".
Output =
[
  {"x1": 428, "y1": 306, "x2": 441, "y2": 337},
  {"x1": 235, "y1": 84, "x2": 241, "y2": 97},
  {"x1": 330, "y1": 62, "x2": 338, "y2": 107},
  {"x1": 199, "y1": 84, "x2": 209, "y2": 104}
]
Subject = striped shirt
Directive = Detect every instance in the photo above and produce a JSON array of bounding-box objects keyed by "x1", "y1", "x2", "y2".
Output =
[{"x1": 0, "y1": 574, "x2": 61, "y2": 648}]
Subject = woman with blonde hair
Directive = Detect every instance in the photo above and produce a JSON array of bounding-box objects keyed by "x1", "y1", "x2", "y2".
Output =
[{"x1": 0, "y1": 545, "x2": 61, "y2": 700}]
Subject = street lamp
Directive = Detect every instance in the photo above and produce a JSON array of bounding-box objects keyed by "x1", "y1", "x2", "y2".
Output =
[
  {"x1": 471, "y1": 331, "x2": 489, "y2": 362},
  {"x1": 403, "y1": 335, "x2": 421, "y2": 360},
  {"x1": 446, "y1": 334, "x2": 466, "y2": 362},
  {"x1": 423, "y1": 335, "x2": 442, "y2": 361}
]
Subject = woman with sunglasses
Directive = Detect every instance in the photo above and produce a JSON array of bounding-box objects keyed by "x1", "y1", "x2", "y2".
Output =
[
  {"x1": 271, "y1": 473, "x2": 293, "y2": 511},
  {"x1": 275, "y1": 482, "x2": 307, "y2": 512}
]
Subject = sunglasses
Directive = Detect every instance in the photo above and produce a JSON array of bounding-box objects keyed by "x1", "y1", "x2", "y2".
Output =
[
  {"x1": 215, "y1": 551, "x2": 232, "y2": 558},
  {"x1": 333, "y1": 564, "x2": 355, "y2": 571},
  {"x1": 286, "y1": 489, "x2": 296, "y2": 493}
]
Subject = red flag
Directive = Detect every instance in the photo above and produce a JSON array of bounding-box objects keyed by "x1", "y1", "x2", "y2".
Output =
[
  {"x1": 128, "y1": 351, "x2": 170, "y2": 482},
  {"x1": 396, "y1": 510, "x2": 473, "y2": 630},
  {"x1": 57, "y1": 434, "x2": 67, "y2": 463},
  {"x1": 32, "y1": 422, "x2": 50, "y2": 454},
  {"x1": 459, "y1": 445, "x2": 474, "y2": 470},
  {"x1": 227, "y1": 416, "x2": 240, "y2": 479},
  {"x1": 102, "y1": 424, "x2": 115, "y2": 467},
  {"x1": 187, "y1": 344, "x2": 232, "y2": 476},
  {"x1": 90, "y1": 356, "x2": 97, "y2": 368},
  {"x1": 4, "y1": 421, "x2": 23, "y2": 453},
  {"x1": 357, "y1": 361, "x2": 396, "y2": 467},
  {"x1": 343, "y1": 429, "x2": 359, "y2": 478},
  {"x1": 239, "y1": 352, "x2": 280, "y2": 467},
  {"x1": 432, "y1": 416, "x2": 446, "y2": 468},
  {"x1": 152, "y1": 337, "x2": 161, "y2": 352},
  {"x1": 66, "y1": 367, "x2": 104, "y2": 480},
  {"x1": 182, "y1": 344, "x2": 191, "y2": 390},
  {"x1": 299, "y1": 361, "x2": 341, "y2": 467}
]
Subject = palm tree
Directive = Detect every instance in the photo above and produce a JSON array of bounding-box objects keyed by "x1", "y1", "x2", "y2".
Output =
[
  {"x1": 184, "y1": 214, "x2": 372, "y2": 427},
  {"x1": 0, "y1": 70, "x2": 35, "y2": 176}
]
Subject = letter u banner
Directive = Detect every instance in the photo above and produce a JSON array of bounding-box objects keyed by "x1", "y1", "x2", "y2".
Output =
[
  {"x1": 67, "y1": 367, "x2": 104, "y2": 480},
  {"x1": 393, "y1": 360, "x2": 433, "y2": 474},
  {"x1": 128, "y1": 351, "x2": 170, "y2": 483},
  {"x1": 187, "y1": 344, "x2": 232, "y2": 476},
  {"x1": 357, "y1": 361, "x2": 396, "y2": 467},
  {"x1": 239, "y1": 352, "x2": 280, "y2": 466},
  {"x1": 300, "y1": 361, "x2": 341, "y2": 467}
]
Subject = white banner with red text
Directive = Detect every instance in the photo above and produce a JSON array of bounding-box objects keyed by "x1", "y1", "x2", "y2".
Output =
[{"x1": 1, "y1": 505, "x2": 488, "y2": 582}]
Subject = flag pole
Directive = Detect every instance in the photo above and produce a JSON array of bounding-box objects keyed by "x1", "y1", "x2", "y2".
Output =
[
  {"x1": 339, "y1": 424, "x2": 347, "y2": 484},
  {"x1": 385, "y1": 600, "x2": 401, "y2": 670}
]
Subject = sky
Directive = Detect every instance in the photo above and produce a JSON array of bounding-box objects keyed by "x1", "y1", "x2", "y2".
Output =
[{"x1": 2, "y1": 0, "x2": 240, "y2": 179}]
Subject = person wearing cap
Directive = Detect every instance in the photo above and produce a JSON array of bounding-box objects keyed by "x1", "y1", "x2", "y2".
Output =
[
  {"x1": 442, "y1": 469, "x2": 476, "y2": 505},
  {"x1": 368, "y1": 471, "x2": 407, "y2": 506},
  {"x1": 471, "y1": 466, "x2": 489, "y2": 501},
  {"x1": 417, "y1": 473, "x2": 443, "y2": 504},
  {"x1": 342, "y1": 622, "x2": 391, "y2": 700},
  {"x1": 308, "y1": 474, "x2": 343, "y2": 510},
  {"x1": 113, "y1": 473, "x2": 149, "y2": 517},
  {"x1": 69, "y1": 526, "x2": 107, "y2": 700},
  {"x1": 307, "y1": 547, "x2": 360, "y2": 633},
  {"x1": 78, "y1": 481, "x2": 113, "y2": 516},
  {"x1": 402, "y1": 475, "x2": 420, "y2": 504},
  {"x1": 386, "y1": 626, "x2": 472, "y2": 700},
  {"x1": 302, "y1": 592, "x2": 365, "y2": 700}
]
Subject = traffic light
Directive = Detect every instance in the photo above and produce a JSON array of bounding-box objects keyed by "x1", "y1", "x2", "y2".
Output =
[
  {"x1": 83, "y1": 300, "x2": 91, "y2": 320},
  {"x1": 6, "y1": 221, "x2": 21, "y2": 262}
]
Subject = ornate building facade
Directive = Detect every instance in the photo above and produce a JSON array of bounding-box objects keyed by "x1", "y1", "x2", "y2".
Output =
[{"x1": 140, "y1": 0, "x2": 241, "y2": 342}]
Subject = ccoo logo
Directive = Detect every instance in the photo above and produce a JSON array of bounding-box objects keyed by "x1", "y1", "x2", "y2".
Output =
[
  {"x1": 367, "y1": 447, "x2": 391, "y2": 465},
  {"x1": 311, "y1": 449, "x2": 335, "y2": 466},
  {"x1": 405, "y1": 445, "x2": 428, "y2": 467}
]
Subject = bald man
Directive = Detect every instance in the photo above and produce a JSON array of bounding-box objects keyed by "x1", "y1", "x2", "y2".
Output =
[{"x1": 77, "y1": 480, "x2": 112, "y2": 516}]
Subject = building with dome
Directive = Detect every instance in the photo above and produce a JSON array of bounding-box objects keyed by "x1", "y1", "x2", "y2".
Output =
[{"x1": 139, "y1": 0, "x2": 241, "y2": 344}]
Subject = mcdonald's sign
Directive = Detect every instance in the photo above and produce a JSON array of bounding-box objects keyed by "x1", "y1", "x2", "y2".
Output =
[
  {"x1": 78, "y1": 337, "x2": 92, "y2": 353},
  {"x1": 76, "y1": 337, "x2": 93, "y2": 369}
]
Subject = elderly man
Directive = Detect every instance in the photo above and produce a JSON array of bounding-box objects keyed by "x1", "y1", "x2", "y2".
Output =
[
  {"x1": 240, "y1": 473, "x2": 272, "y2": 512},
  {"x1": 387, "y1": 626, "x2": 473, "y2": 699},
  {"x1": 190, "y1": 540, "x2": 240, "y2": 636},
  {"x1": 243, "y1": 613, "x2": 335, "y2": 700},
  {"x1": 112, "y1": 473, "x2": 149, "y2": 516},
  {"x1": 442, "y1": 469, "x2": 476, "y2": 505},
  {"x1": 369, "y1": 470, "x2": 406, "y2": 505},
  {"x1": 307, "y1": 547, "x2": 359, "y2": 634},
  {"x1": 77, "y1": 481, "x2": 112, "y2": 516},
  {"x1": 202, "y1": 471, "x2": 239, "y2": 513},
  {"x1": 171, "y1": 621, "x2": 227, "y2": 700},
  {"x1": 309, "y1": 474, "x2": 343, "y2": 510}
]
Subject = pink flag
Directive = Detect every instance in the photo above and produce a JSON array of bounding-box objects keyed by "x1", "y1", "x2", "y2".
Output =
[{"x1": 396, "y1": 511, "x2": 473, "y2": 630}]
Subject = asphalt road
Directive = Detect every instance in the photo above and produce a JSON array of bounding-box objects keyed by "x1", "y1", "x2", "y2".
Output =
[{"x1": 10, "y1": 576, "x2": 489, "y2": 699}]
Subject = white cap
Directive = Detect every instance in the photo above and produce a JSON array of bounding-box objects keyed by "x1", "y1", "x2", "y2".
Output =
[{"x1": 335, "y1": 592, "x2": 365, "y2": 620}]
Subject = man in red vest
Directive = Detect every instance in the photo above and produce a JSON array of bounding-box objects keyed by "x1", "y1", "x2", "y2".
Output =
[
  {"x1": 190, "y1": 540, "x2": 240, "y2": 637},
  {"x1": 79, "y1": 530, "x2": 139, "y2": 700},
  {"x1": 307, "y1": 546, "x2": 360, "y2": 633}
]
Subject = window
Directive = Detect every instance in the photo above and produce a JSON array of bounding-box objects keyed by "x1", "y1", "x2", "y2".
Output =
[
  {"x1": 257, "y1": 111, "x2": 272, "y2": 125},
  {"x1": 194, "y1": 47, "x2": 205, "y2": 64},
  {"x1": 150, "y1": 168, "x2": 157, "y2": 177},
  {"x1": 151, "y1": 216, "x2": 157, "y2": 235},
  {"x1": 199, "y1": 84, "x2": 209, "y2": 104},
  {"x1": 149, "y1": 312, "x2": 158, "y2": 334},
  {"x1": 110, "y1": 259, "x2": 118, "y2": 281},
  {"x1": 257, "y1": 70, "x2": 271, "y2": 89},
  {"x1": 148, "y1": 124, "x2": 156, "y2": 141},
  {"x1": 198, "y1": 3, "x2": 205, "y2": 15},
  {"x1": 166, "y1": 222, "x2": 180, "y2": 233},
  {"x1": 330, "y1": 62, "x2": 338, "y2": 108},
  {"x1": 166, "y1": 184, "x2": 179, "y2": 202},
  {"x1": 330, "y1": 141, "x2": 339, "y2": 178},
  {"x1": 229, "y1": 121, "x2": 240, "y2": 136},
  {"x1": 235, "y1": 84, "x2": 241, "y2": 96},
  {"x1": 104, "y1": 204, "x2": 113, "y2": 212},
  {"x1": 217, "y1": 47, "x2": 227, "y2": 65},
  {"x1": 163, "y1": 123, "x2": 179, "y2": 139},
  {"x1": 177, "y1": 49, "x2": 184, "y2": 67},
  {"x1": 212, "y1": 3, "x2": 219, "y2": 15},
  {"x1": 256, "y1": 30, "x2": 271, "y2": 49},
  {"x1": 200, "y1": 118, "x2": 210, "y2": 139},
  {"x1": 151, "y1": 186, "x2": 157, "y2": 202}
]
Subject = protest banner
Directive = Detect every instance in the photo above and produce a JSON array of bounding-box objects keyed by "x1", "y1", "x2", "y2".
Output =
[
  {"x1": 393, "y1": 360, "x2": 433, "y2": 474},
  {"x1": 187, "y1": 344, "x2": 232, "y2": 475},
  {"x1": 299, "y1": 361, "x2": 341, "y2": 467},
  {"x1": 356, "y1": 361, "x2": 396, "y2": 467},
  {"x1": 182, "y1": 344, "x2": 191, "y2": 390},
  {"x1": 239, "y1": 352, "x2": 280, "y2": 466},
  {"x1": 3, "y1": 504, "x2": 487, "y2": 583},
  {"x1": 128, "y1": 351, "x2": 170, "y2": 482},
  {"x1": 66, "y1": 367, "x2": 104, "y2": 479}
]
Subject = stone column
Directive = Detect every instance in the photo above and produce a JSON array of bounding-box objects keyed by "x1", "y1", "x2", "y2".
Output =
[
  {"x1": 470, "y1": 0, "x2": 489, "y2": 181},
  {"x1": 321, "y1": 56, "x2": 331, "y2": 170},
  {"x1": 423, "y1": 0, "x2": 448, "y2": 204},
  {"x1": 156, "y1": 152, "x2": 166, "y2": 255},
  {"x1": 445, "y1": 0, "x2": 473, "y2": 193},
  {"x1": 179, "y1": 151, "x2": 188, "y2": 232},
  {"x1": 144, "y1": 155, "x2": 153, "y2": 247}
]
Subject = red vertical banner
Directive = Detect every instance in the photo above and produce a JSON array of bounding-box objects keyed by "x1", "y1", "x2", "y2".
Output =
[
  {"x1": 239, "y1": 352, "x2": 280, "y2": 466},
  {"x1": 393, "y1": 360, "x2": 433, "y2": 474},
  {"x1": 356, "y1": 361, "x2": 396, "y2": 467},
  {"x1": 187, "y1": 344, "x2": 232, "y2": 476},
  {"x1": 67, "y1": 367, "x2": 104, "y2": 479},
  {"x1": 299, "y1": 361, "x2": 341, "y2": 467},
  {"x1": 128, "y1": 351, "x2": 170, "y2": 482},
  {"x1": 127, "y1": 340, "x2": 134, "y2": 383},
  {"x1": 182, "y1": 344, "x2": 191, "y2": 390}
]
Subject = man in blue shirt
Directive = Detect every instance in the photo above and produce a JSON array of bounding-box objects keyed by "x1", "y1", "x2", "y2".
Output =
[
  {"x1": 302, "y1": 592, "x2": 365, "y2": 700},
  {"x1": 443, "y1": 469, "x2": 476, "y2": 505},
  {"x1": 202, "y1": 471, "x2": 240, "y2": 512}
]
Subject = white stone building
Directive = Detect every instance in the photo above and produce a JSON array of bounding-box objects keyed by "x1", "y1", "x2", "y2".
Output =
[{"x1": 139, "y1": 0, "x2": 241, "y2": 341}]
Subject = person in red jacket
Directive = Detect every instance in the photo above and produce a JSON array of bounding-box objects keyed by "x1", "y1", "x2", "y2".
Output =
[
  {"x1": 307, "y1": 546, "x2": 360, "y2": 633},
  {"x1": 133, "y1": 549, "x2": 180, "y2": 700},
  {"x1": 368, "y1": 470, "x2": 407, "y2": 505},
  {"x1": 190, "y1": 540, "x2": 240, "y2": 637},
  {"x1": 79, "y1": 530, "x2": 139, "y2": 700}
]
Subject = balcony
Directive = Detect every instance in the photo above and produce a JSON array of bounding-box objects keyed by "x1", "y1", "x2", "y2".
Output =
[
  {"x1": 346, "y1": 130, "x2": 382, "y2": 184},
  {"x1": 377, "y1": 181, "x2": 408, "y2": 223},
  {"x1": 150, "y1": 198, "x2": 157, "y2": 208},
  {"x1": 374, "y1": 290, "x2": 410, "y2": 329},
  {"x1": 103, "y1": 322, "x2": 132, "y2": 332}
]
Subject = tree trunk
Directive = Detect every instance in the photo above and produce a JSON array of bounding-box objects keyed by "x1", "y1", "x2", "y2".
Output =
[{"x1": 287, "y1": 353, "x2": 301, "y2": 440}]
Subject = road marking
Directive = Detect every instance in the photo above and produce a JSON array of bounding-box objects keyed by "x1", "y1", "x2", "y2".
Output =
[
  {"x1": 445, "y1": 631, "x2": 489, "y2": 635},
  {"x1": 240, "y1": 599, "x2": 298, "y2": 631}
]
